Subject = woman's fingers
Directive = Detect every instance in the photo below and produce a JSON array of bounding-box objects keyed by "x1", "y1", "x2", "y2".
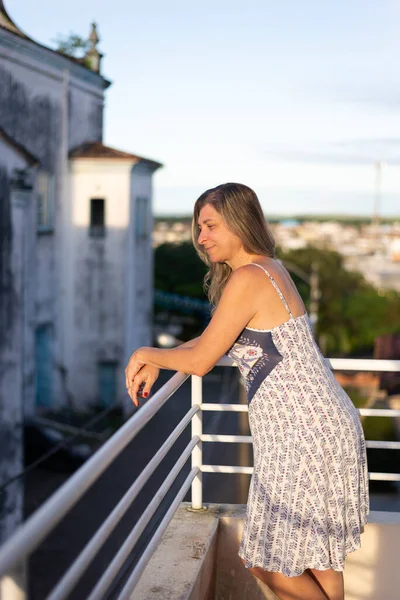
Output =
[
  {"x1": 125, "y1": 352, "x2": 142, "y2": 390},
  {"x1": 142, "y1": 379, "x2": 152, "y2": 398},
  {"x1": 126, "y1": 363, "x2": 158, "y2": 408},
  {"x1": 125, "y1": 367, "x2": 129, "y2": 391},
  {"x1": 130, "y1": 375, "x2": 155, "y2": 406},
  {"x1": 130, "y1": 377, "x2": 143, "y2": 406}
]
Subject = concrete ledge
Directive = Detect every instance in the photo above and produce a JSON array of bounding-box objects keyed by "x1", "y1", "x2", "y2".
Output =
[
  {"x1": 130, "y1": 504, "x2": 400, "y2": 600},
  {"x1": 130, "y1": 503, "x2": 219, "y2": 600}
]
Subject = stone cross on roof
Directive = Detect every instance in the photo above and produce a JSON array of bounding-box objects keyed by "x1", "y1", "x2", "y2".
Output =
[{"x1": 84, "y1": 22, "x2": 103, "y2": 74}]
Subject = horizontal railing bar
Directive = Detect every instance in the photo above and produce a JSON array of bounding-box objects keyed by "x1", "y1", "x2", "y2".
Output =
[
  {"x1": 369, "y1": 473, "x2": 400, "y2": 481},
  {"x1": 201, "y1": 404, "x2": 249, "y2": 412},
  {"x1": 0, "y1": 371, "x2": 189, "y2": 578},
  {"x1": 86, "y1": 438, "x2": 199, "y2": 600},
  {"x1": 47, "y1": 406, "x2": 200, "y2": 600},
  {"x1": 202, "y1": 405, "x2": 400, "y2": 417},
  {"x1": 202, "y1": 465, "x2": 400, "y2": 481},
  {"x1": 201, "y1": 434, "x2": 252, "y2": 443},
  {"x1": 202, "y1": 465, "x2": 253, "y2": 474},
  {"x1": 327, "y1": 359, "x2": 400, "y2": 372},
  {"x1": 201, "y1": 435, "x2": 400, "y2": 450},
  {"x1": 2, "y1": 356, "x2": 400, "y2": 590},
  {"x1": 359, "y1": 408, "x2": 400, "y2": 417},
  {"x1": 117, "y1": 468, "x2": 198, "y2": 600},
  {"x1": 216, "y1": 357, "x2": 400, "y2": 372},
  {"x1": 366, "y1": 441, "x2": 400, "y2": 449}
]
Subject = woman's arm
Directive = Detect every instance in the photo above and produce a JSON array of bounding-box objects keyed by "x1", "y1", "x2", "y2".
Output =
[
  {"x1": 178, "y1": 336, "x2": 200, "y2": 349},
  {"x1": 125, "y1": 265, "x2": 259, "y2": 384}
]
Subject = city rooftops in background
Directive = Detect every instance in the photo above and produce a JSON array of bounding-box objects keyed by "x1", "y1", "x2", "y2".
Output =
[{"x1": 153, "y1": 216, "x2": 400, "y2": 292}]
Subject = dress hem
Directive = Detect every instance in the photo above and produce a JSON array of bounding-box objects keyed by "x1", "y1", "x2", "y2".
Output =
[{"x1": 237, "y1": 522, "x2": 368, "y2": 578}]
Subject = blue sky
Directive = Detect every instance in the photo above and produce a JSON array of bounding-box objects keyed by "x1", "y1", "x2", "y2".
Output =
[{"x1": 7, "y1": 0, "x2": 400, "y2": 216}]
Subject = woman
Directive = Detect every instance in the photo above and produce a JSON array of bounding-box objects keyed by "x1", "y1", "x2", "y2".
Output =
[{"x1": 125, "y1": 183, "x2": 369, "y2": 600}]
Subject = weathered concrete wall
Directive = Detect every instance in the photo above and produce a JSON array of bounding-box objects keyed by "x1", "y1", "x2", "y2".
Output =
[
  {"x1": 0, "y1": 25, "x2": 107, "y2": 415},
  {"x1": 0, "y1": 20, "x2": 108, "y2": 557},
  {"x1": 0, "y1": 59, "x2": 62, "y2": 413},
  {"x1": 68, "y1": 85, "x2": 103, "y2": 149},
  {"x1": 0, "y1": 50, "x2": 60, "y2": 415},
  {"x1": 0, "y1": 165, "x2": 21, "y2": 546},
  {"x1": 1, "y1": 24, "x2": 157, "y2": 417},
  {"x1": 0, "y1": 148, "x2": 34, "y2": 546}
]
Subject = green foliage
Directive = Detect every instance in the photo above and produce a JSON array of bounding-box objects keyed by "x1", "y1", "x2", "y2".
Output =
[
  {"x1": 278, "y1": 246, "x2": 400, "y2": 355},
  {"x1": 53, "y1": 32, "x2": 91, "y2": 66},
  {"x1": 154, "y1": 241, "x2": 400, "y2": 355},
  {"x1": 154, "y1": 242, "x2": 207, "y2": 299}
]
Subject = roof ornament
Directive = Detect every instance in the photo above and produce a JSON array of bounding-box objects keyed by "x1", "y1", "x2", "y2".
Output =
[{"x1": 84, "y1": 22, "x2": 103, "y2": 74}]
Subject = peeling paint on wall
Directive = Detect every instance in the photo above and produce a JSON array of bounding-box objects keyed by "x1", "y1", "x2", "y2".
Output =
[
  {"x1": 0, "y1": 423, "x2": 23, "y2": 544},
  {"x1": 0, "y1": 166, "x2": 15, "y2": 351},
  {"x1": 0, "y1": 166, "x2": 23, "y2": 545},
  {"x1": 0, "y1": 66, "x2": 61, "y2": 170}
]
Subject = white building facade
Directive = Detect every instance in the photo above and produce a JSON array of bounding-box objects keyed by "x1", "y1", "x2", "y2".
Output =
[
  {"x1": 67, "y1": 144, "x2": 159, "y2": 410},
  {"x1": 0, "y1": 0, "x2": 161, "y2": 545}
]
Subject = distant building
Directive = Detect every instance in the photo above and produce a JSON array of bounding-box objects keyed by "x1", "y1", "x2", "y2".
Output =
[
  {"x1": 345, "y1": 254, "x2": 400, "y2": 293},
  {"x1": 279, "y1": 218, "x2": 299, "y2": 228},
  {"x1": 153, "y1": 219, "x2": 192, "y2": 246},
  {"x1": 0, "y1": 0, "x2": 161, "y2": 547}
]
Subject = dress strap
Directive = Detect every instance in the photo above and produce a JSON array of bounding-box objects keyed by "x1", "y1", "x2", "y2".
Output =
[{"x1": 251, "y1": 263, "x2": 294, "y2": 318}]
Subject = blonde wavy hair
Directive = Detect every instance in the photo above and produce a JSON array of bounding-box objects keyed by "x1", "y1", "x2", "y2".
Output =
[{"x1": 192, "y1": 182, "x2": 276, "y2": 310}]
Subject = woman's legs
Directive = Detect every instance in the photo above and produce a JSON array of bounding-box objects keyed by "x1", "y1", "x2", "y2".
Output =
[
  {"x1": 241, "y1": 559, "x2": 344, "y2": 600},
  {"x1": 307, "y1": 568, "x2": 344, "y2": 600}
]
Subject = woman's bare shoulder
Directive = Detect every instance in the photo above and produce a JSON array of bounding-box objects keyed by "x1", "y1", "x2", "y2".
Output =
[{"x1": 229, "y1": 261, "x2": 279, "y2": 298}]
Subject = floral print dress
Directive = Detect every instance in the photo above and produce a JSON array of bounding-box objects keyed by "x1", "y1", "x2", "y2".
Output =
[{"x1": 227, "y1": 263, "x2": 369, "y2": 576}]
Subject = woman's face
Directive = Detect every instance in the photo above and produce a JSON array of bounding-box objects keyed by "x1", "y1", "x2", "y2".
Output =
[{"x1": 197, "y1": 203, "x2": 243, "y2": 263}]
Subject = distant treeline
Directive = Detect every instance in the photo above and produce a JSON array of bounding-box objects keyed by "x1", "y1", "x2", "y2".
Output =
[
  {"x1": 154, "y1": 215, "x2": 399, "y2": 226},
  {"x1": 154, "y1": 241, "x2": 400, "y2": 357}
]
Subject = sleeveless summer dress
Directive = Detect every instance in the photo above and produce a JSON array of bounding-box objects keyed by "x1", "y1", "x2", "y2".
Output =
[{"x1": 227, "y1": 263, "x2": 369, "y2": 576}]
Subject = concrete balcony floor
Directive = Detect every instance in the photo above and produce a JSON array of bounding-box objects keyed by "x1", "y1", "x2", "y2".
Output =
[{"x1": 131, "y1": 503, "x2": 400, "y2": 600}]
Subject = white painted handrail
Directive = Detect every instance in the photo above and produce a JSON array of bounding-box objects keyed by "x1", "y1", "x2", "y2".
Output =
[
  {"x1": 0, "y1": 371, "x2": 188, "y2": 579},
  {"x1": 47, "y1": 407, "x2": 199, "y2": 600},
  {"x1": 117, "y1": 468, "x2": 198, "y2": 600},
  {"x1": 327, "y1": 358, "x2": 400, "y2": 372},
  {"x1": 86, "y1": 440, "x2": 199, "y2": 600},
  {"x1": 197, "y1": 358, "x2": 400, "y2": 487},
  {"x1": 0, "y1": 357, "x2": 399, "y2": 599}
]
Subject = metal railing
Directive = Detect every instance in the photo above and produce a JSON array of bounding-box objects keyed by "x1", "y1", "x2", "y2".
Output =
[{"x1": 0, "y1": 357, "x2": 399, "y2": 599}]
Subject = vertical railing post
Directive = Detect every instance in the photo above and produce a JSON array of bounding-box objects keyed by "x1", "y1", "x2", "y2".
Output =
[{"x1": 190, "y1": 375, "x2": 205, "y2": 510}]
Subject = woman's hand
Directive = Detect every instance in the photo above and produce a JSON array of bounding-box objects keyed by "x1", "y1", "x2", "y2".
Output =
[
  {"x1": 125, "y1": 350, "x2": 160, "y2": 406},
  {"x1": 129, "y1": 364, "x2": 160, "y2": 407},
  {"x1": 125, "y1": 349, "x2": 146, "y2": 384}
]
